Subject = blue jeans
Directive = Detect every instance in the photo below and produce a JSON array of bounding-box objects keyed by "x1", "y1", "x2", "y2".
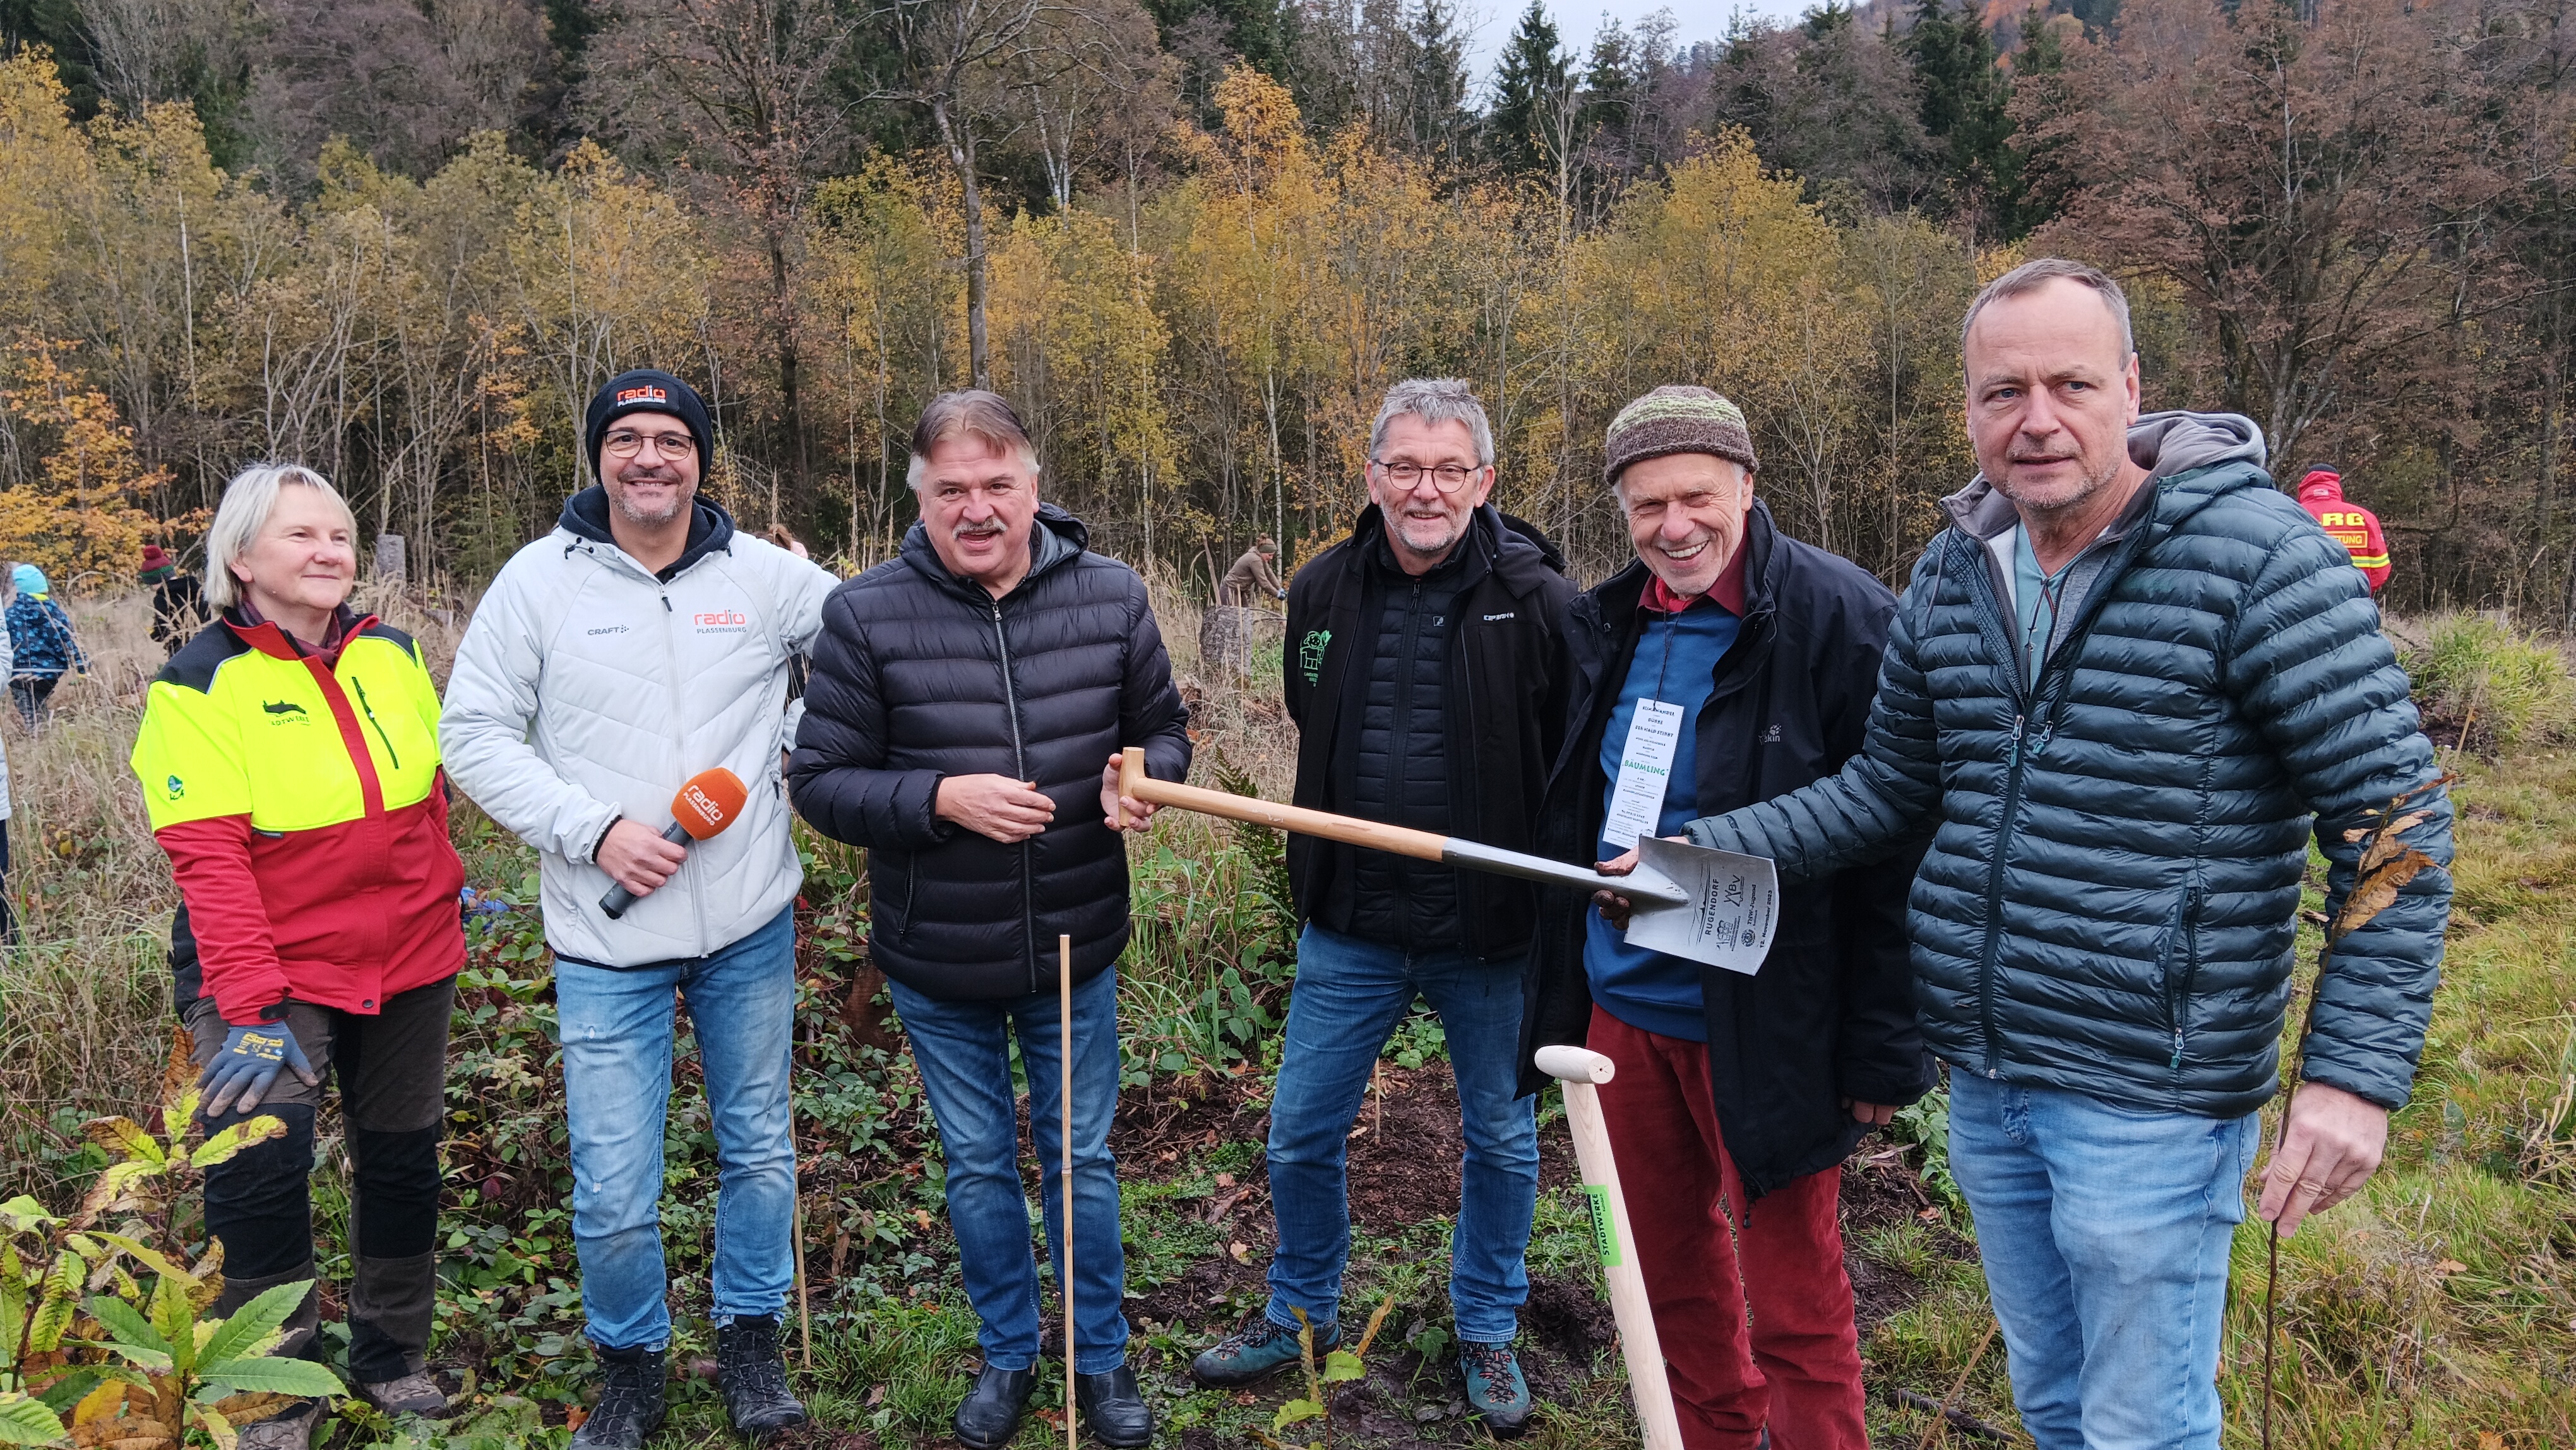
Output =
[
  {"x1": 556, "y1": 905, "x2": 797, "y2": 1351},
  {"x1": 1948, "y1": 1072, "x2": 2263, "y2": 1450},
  {"x1": 1265, "y1": 925, "x2": 1538, "y2": 1345},
  {"x1": 889, "y1": 965, "x2": 1129, "y2": 1374}
]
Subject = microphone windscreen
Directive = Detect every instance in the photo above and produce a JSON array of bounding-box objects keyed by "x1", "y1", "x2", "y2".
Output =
[{"x1": 672, "y1": 768, "x2": 750, "y2": 841}]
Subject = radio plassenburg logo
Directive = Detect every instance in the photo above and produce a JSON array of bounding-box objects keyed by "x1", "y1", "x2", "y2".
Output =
[
  {"x1": 616, "y1": 385, "x2": 668, "y2": 405},
  {"x1": 694, "y1": 609, "x2": 749, "y2": 634},
  {"x1": 682, "y1": 782, "x2": 730, "y2": 828}
]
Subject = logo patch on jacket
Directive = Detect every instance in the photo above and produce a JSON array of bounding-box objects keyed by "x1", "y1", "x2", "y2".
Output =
[
  {"x1": 263, "y1": 700, "x2": 309, "y2": 722},
  {"x1": 165, "y1": 774, "x2": 184, "y2": 799},
  {"x1": 1299, "y1": 629, "x2": 1330, "y2": 686},
  {"x1": 616, "y1": 385, "x2": 668, "y2": 405},
  {"x1": 694, "y1": 610, "x2": 748, "y2": 633}
]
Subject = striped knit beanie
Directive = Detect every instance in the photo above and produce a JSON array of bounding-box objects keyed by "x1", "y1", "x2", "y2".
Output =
[{"x1": 1605, "y1": 385, "x2": 1757, "y2": 483}]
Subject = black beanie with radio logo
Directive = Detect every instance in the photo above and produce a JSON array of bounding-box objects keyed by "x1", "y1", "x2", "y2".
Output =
[{"x1": 585, "y1": 369, "x2": 714, "y2": 478}]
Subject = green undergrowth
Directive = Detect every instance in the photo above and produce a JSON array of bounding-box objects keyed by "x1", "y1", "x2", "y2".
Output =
[{"x1": 5, "y1": 595, "x2": 2573, "y2": 1446}]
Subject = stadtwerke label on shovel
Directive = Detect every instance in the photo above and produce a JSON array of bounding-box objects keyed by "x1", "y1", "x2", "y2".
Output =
[{"x1": 1623, "y1": 836, "x2": 1781, "y2": 976}]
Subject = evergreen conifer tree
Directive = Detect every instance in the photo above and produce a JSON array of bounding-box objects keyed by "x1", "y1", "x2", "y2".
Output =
[{"x1": 1486, "y1": 0, "x2": 1570, "y2": 174}]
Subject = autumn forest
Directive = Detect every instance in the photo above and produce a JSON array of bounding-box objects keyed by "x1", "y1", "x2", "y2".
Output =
[{"x1": 0, "y1": 0, "x2": 2572, "y2": 614}]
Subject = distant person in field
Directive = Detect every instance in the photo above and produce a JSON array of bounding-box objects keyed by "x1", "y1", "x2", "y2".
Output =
[
  {"x1": 1220, "y1": 534, "x2": 1287, "y2": 606},
  {"x1": 788, "y1": 390, "x2": 1191, "y2": 1450},
  {"x1": 143, "y1": 542, "x2": 206, "y2": 655},
  {"x1": 0, "y1": 594, "x2": 12, "y2": 944},
  {"x1": 1524, "y1": 386, "x2": 1930, "y2": 1449},
  {"x1": 441, "y1": 370, "x2": 837, "y2": 1450},
  {"x1": 1191, "y1": 379, "x2": 1576, "y2": 1437},
  {"x1": 6, "y1": 563, "x2": 86, "y2": 726},
  {"x1": 1677, "y1": 259, "x2": 2454, "y2": 1450},
  {"x1": 2296, "y1": 468, "x2": 2392, "y2": 593},
  {"x1": 128, "y1": 464, "x2": 468, "y2": 1446}
]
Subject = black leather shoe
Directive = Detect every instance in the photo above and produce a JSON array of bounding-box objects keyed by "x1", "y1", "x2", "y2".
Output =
[
  {"x1": 1075, "y1": 1366, "x2": 1153, "y2": 1447},
  {"x1": 953, "y1": 1363, "x2": 1035, "y2": 1449},
  {"x1": 715, "y1": 1315, "x2": 808, "y2": 1439},
  {"x1": 571, "y1": 1343, "x2": 665, "y2": 1449}
]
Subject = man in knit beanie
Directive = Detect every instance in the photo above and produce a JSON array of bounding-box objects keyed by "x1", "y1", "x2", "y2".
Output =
[{"x1": 1517, "y1": 383, "x2": 1928, "y2": 1449}]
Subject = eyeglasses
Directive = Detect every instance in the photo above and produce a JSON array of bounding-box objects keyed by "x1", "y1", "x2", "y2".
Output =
[
  {"x1": 1371, "y1": 458, "x2": 1482, "y2": 493},
  {"x1": 603, "y1": 428, "x2": 698, "y2": 458}
]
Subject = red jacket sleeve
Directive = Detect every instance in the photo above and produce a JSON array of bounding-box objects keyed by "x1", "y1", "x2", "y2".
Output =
[
  {"x1": 157, "y1": 815, "x2": 290, "y2": 1025},
  {"x1": 2360, "y1": 507, "x2": 2392, "y2": 592}
]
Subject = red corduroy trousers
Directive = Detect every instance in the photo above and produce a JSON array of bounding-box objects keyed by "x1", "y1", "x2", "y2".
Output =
[{"x1": 1589, "y1": 1006, "x2": 1869, "y2": 1450}]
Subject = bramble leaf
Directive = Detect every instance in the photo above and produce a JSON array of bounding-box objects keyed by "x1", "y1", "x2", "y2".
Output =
[{"x1": 1270, "y1": 1397, "x2": 1325, "y2": 1430}]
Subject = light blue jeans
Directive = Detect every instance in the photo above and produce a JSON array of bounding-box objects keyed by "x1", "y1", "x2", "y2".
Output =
[
  {"x1": 1948, "y1": 1072, "x2": 2263, "y2": 1450},
  {"x1": 556, "y1": 906, "x2": 797, "y2": 1351},
  {"x1": 1265, "y1": 925, "x2": 1538, "y2": 1345},
  {"x1": 888, "y1": 966, "x2": 1129, "y2": 1374}
]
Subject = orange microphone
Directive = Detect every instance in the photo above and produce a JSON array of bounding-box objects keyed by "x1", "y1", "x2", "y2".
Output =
[{"x1": 599, "y1": 767, "x2": 750, "y2": 919}]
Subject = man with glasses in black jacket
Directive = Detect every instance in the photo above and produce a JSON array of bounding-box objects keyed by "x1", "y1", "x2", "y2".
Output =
[{"x1": 1191, "y1": 378, "x2": 1577, "y2": 1438}]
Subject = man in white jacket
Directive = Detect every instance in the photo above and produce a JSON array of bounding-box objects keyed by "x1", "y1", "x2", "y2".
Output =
[{"x1": 442, "y1": 370, "x2": 837, "y2": 1449}]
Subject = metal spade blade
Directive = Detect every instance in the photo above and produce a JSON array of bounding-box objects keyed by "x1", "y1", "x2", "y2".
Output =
[{"x1": 1115, "y1": 748, "x2": 1781, "y2": 973}]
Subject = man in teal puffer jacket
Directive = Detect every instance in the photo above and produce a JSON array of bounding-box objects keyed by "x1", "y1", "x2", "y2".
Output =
[{"x1": 1683, "y1": 260, "x2": 2452, "y2": 1450}]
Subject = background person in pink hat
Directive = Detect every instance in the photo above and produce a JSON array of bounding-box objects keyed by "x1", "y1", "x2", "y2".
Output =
[{"x1": 141, "y1": 542, "x2": 206, "y2": 658}]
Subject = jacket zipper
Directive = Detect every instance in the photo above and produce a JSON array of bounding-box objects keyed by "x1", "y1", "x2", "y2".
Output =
[
  {"x1": 656, "y1": 585, "x2": 708, "y2": 957},
  {"x1": 993, "y1": 597, "x2": 1037, "y2": 992},
  {"x1": 2166, "y1": 884, "x2": 2203, "y2": 1070},
  {"x1": 350, "y1": 676, "x2": 401, "y2": 771},
  {"x1": 1955, "y1": 516, "x2": 2158, "y2": 1076}
]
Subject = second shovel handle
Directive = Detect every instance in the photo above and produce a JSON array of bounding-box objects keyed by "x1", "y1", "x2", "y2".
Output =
[{"x1": 1118, "y1": 747, "x2": 1448, "y2": 864}]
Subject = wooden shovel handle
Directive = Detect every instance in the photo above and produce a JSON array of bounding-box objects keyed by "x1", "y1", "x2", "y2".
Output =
[{"x1": 1119, "y1": 747, "x2": 1448, "y2": 863}]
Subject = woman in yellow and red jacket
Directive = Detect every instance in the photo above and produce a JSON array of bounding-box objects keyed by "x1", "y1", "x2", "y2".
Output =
[{"x1": 129, "y1": 464, "x2": 464, "y2": 1442}]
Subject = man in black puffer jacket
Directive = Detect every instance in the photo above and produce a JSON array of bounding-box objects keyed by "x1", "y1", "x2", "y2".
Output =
[
  {"x1": 788, "y1": 392, "x2": 1190, "y2": 1450},
  {"x1": 1191, "y1": 380, "x2": 1577, "y2": 1438}
]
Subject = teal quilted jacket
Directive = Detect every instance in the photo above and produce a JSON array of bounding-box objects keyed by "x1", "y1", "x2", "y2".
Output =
[{"x1": 1689, "y1": 413, "x2": 2453, "y2": 1117}]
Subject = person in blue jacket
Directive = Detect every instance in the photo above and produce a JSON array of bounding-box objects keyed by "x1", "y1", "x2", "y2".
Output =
[
  {"x1": 7, "y1": 563, "x2": 88, "y2": 727},
  {"x1": 1676, "y1": 259, "x2": 2454, "y2": 1450}
]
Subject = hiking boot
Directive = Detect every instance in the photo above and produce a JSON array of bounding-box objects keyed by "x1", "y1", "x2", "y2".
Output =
[
  {"x1": 952, "y1": 1362, "x2": 1035, "y2": 1449},
  {"x1": 1188, "y1": 1311, "x2": 1339, "y2": 1388},
  {"x1": 715, "y1": 1314, "x2": 808, "y2": 1439},
  {"x1": 234, "y1": 1401, "x2": 318, "y2": 1450},
  {"x1": 1073, "y1": 1365, "x2": 1153, "y2": 1447},
  {"x1": 571, "y1": 1343, "x2": 666, "y2": 1449},
  {"x1": 1459, "y1": 1339, "x2": 1532, "y2": 1437},
  {"x1": 359, "y1": 1369, "x2": 451, "y2": 1418}
]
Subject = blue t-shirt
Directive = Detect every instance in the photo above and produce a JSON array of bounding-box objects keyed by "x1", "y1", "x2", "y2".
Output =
[{"x1": 1582, "y1": 601, "x2": 1741, "y2": 1041}]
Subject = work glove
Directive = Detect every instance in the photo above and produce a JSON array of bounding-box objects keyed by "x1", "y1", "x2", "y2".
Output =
[{"x1": 198, "y1": 1020, "x2": 318, "y2": 1117}]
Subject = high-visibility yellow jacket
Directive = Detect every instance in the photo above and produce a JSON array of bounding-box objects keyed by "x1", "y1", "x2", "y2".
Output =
[{"x1": 131, "y1": 611, "x2": 465, "y2": 1026}]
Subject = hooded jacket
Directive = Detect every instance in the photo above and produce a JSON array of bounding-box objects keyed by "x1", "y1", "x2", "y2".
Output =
[
  {"x1": 1518, "y1": 500, "x2": 1931, "y2": 1195},
  {"x1": 2296, "y1": 471, "x2": 2392, "y2": 592},
  {"x1": 1283, "y1": 505, "x2": 1578, "y2": 961},
  {"x1": 1688, "y1": 413, "x2": 2454, "y2": 1117},
  {"x1": 786, "y1": 504, "x2": 1192, "y2": 1000},
  {"x1": 440, "y1": 488, "x2": 838, "y2": 967}
]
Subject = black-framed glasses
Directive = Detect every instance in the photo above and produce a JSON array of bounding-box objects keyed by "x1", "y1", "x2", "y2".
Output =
[
  {"x1": 1371, "y1": 458, "x2": 1482, "y2": 493},
  {"x1": 603, "y1": 428, "x2": 698, "y2": 458}
]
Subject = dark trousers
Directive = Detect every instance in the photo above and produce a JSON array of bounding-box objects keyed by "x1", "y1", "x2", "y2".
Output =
[
  {"x1": 1, "y1": 818, "x2": 13, "y2": 944},
  {"x1": 186, "y1": 976, "x2": 455, "y2": 1382},
  {"x1": 9, "y1": 675, "x2": 57, "y2": 728},
  {"x1": 1589, "y1": 1007, "x2": 1867, "y2": 1450}
]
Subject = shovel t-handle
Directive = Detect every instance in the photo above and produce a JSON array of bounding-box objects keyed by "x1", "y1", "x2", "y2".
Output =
[{"x1": 1537, "y1": 1043, "x2": 1685, "y2": 1450}]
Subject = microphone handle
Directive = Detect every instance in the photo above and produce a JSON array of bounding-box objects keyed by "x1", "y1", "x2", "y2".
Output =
[{"x1": 599, "y1": 819, "x2": 694, "y2": 920}]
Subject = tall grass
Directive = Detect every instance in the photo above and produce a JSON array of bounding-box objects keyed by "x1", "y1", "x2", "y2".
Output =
[{"x1": 2404, "y1": 613, "x2": 2576, "y2": 753}]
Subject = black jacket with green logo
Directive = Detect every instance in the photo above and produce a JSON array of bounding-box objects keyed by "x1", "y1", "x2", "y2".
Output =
[{"x1": 1282, "y1": 504, "x2": 1577, "y2": 961}]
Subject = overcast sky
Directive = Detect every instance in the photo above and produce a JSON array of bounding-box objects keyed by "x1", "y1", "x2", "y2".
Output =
[{"x1": 1453, "y1": 0, "x2": 1817, "y2": 81}]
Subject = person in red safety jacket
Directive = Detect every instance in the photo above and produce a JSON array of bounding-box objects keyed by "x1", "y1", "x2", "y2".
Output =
[
  {"x1": 2297, "y1": 469, "x2": 2392, "y2": 592},
  {"x1": 128, "y1": 463, "x2": 465, "y2": 1446}
]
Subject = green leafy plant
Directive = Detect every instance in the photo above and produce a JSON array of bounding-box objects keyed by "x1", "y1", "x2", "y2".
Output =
[
  {"x1": 0, "y1": 1029, "x2": 304, "y2": 1447},
  {"x1": 1255, "y1": 1295, "x2": 1393, "y2": 1449}
]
